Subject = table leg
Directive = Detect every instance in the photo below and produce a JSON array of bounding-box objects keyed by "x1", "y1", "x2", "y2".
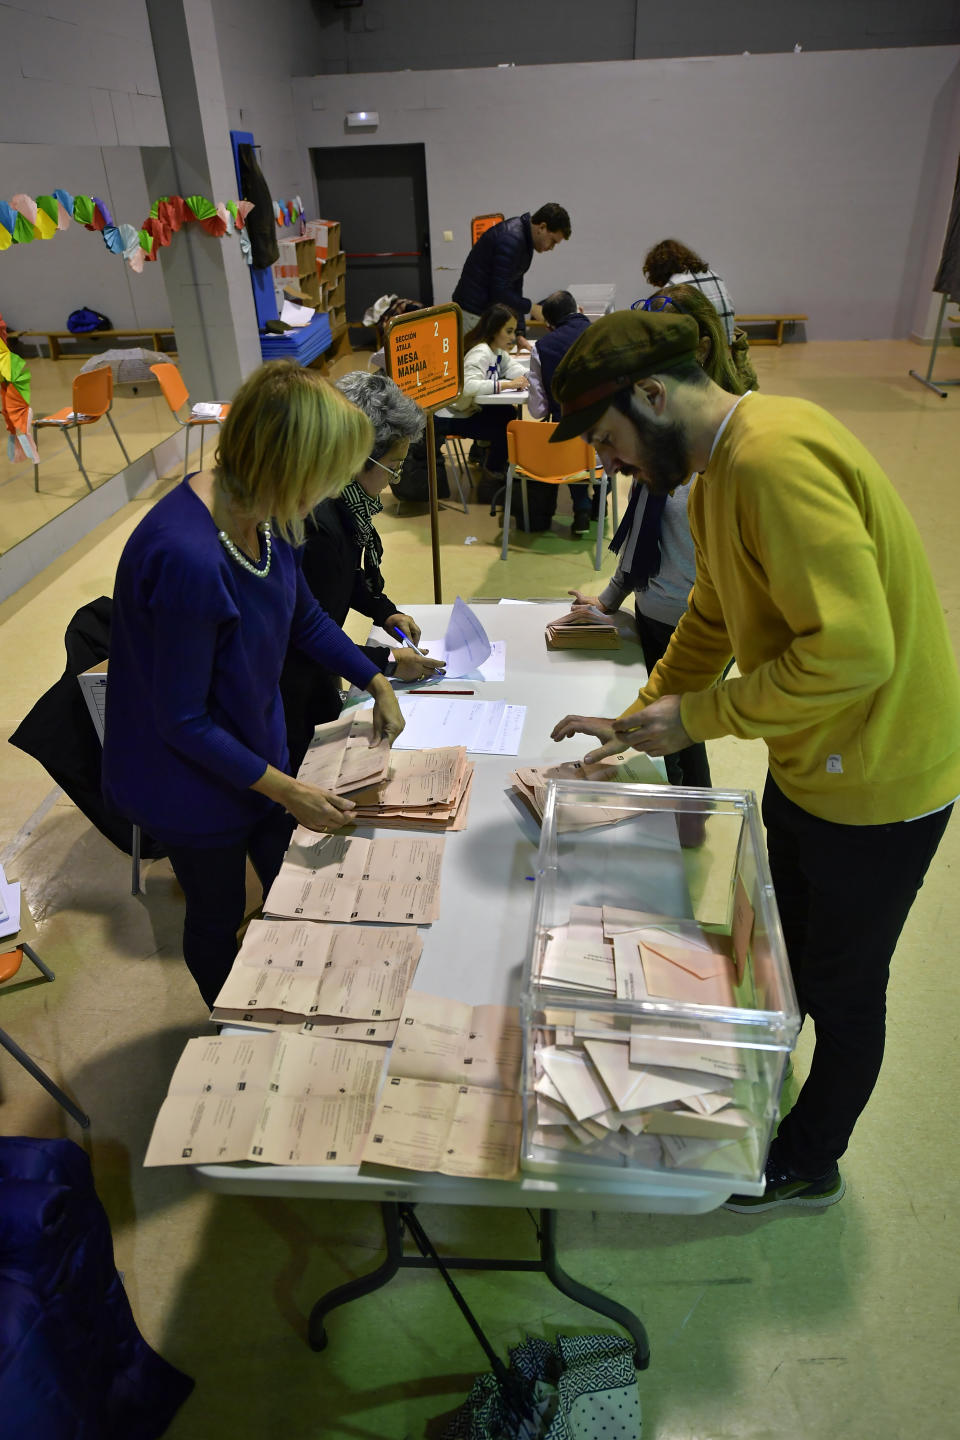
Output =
[
  {"x1": 307, "y1": 1200, "x2": 404, "y2": 1351},
  {"x1": 538, "y1": 1209, "x2": 650, "y2": 1370}
]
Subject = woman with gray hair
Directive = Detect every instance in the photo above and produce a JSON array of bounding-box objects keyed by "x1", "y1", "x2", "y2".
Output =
[{"x1": 281, "y1": 370, "x2": 445, "y2": 773}]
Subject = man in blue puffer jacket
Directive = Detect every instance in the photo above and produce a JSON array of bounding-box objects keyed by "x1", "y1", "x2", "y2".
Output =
[{"x1": 452, "y1": 203, "x2": 571, "y2": 336}]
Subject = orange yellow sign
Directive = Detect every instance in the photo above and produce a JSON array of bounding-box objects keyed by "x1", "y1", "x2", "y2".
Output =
[
  {"x1": 471, "y1": 212, "x2": 504, "y2": 245},
  {"x1": 384, "y1": 304, "x2": 463, "y2": 412}
]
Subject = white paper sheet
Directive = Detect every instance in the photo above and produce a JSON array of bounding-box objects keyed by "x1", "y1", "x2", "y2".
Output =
[
  {"x1": 392, "y1": 697, "x2": 526, "y2": 755},
  {"x1": 443, "y1": 597, "x2": 492, "y2": 675},
  {"x1": 280, "y1": 299, "x2": 316, "y2": 328},
  {"x1": 0, "y1": 864, "x2": 21, "y2": 941},
  {"x1": 418, "y1": 639, "x2": 505, "y2": 683}
]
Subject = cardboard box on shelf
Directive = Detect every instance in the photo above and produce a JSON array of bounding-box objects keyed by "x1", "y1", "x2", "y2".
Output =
[
  {"x1": 320, "y1": 251, "x2": 346, "y2": 284},
  {"x1": 304, "y1": 219, "x2": 341, "y2": 259},
  {"x1": 327, "y1": 276, "x2": 345, "y2": 311}
]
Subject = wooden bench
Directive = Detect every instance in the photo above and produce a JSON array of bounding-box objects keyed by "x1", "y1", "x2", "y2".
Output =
[
  {"x1": 20, "y1": 327, "x2": 176, "y2": 360},
  {"x1": 735, "y1": 314, "x2": 807, "y2": 346}
]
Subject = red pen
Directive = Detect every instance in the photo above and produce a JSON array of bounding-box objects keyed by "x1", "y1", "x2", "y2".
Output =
[{"x1": 407, "y1": 688, "x2": 475, "y2": 696}]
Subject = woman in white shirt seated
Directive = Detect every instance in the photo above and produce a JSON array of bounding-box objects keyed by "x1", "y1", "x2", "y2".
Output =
[{"x1": 435, "y1": 303, "x2": 527, "y2": 496}]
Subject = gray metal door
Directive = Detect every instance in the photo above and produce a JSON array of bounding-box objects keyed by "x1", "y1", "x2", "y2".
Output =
[{"x1": 310, "y1": 143, "x2": 433, "y2": 323}]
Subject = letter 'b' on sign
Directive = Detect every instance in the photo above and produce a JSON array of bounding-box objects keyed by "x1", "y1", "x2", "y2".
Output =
[{"x1": 384, "y1": 303, "x2": 464, "y2": 412}]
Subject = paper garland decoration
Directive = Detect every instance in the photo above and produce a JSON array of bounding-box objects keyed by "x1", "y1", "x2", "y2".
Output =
[
  {"x1": 0, "y1": 191, "x2": 254, "y2": 273},
  {"x1": 0, "y1": 332, "x2": 37, "y2": 462},
  {"x1": 274, "y1": 196, "x2": 305, "y2": 228}
]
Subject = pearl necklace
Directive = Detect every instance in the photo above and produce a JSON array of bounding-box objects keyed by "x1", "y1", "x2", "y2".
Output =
[{"x1": 218, "y1": 522, "x2": 272, "y2": 577}]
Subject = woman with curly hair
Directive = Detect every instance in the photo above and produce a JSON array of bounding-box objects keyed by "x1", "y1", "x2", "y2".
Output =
[{"x1": 641, "y1": 237, "x2": 736, "y2": 344}]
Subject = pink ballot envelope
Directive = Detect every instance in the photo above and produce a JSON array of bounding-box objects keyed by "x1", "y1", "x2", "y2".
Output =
[{"x1": 634, "y1": 927, "x2": 735, "y2": 1007}]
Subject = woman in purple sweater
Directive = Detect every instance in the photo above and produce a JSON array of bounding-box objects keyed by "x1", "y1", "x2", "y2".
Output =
[{"x1": 103, "y1": 362, "x2": 404, "y2": 1007}]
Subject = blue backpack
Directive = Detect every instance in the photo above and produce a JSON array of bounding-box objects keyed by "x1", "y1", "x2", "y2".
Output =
[{"x1": 67, "y1": 307, "x2": 112, "y2": 334}]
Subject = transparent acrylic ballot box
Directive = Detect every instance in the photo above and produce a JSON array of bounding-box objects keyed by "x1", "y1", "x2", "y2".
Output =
[{"x1": 521, "y1": 781, "x2": 799, "y2": 1197}]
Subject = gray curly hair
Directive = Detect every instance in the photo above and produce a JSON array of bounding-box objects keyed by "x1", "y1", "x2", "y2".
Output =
[{"x1": 334, "y1": 370, "x2": 425, "y2": 461}]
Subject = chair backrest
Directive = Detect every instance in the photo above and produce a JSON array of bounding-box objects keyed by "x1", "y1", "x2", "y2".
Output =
[
  {"x1": 0, "y1": 948, "x2": 24, "y2": 985},
  {"x1": 150, "y1": 362, "x2": 190, "y2": 416},
  {"x1": 506, "y1": 420, "x2": 595, "y2": 482},
  {"x1": 71, "y1": 366, "x2": 113, "y2": 419}
]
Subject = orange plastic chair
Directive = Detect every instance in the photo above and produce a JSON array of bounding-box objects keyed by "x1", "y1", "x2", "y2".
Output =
[
  {"x1": 499, "y1": 420, "x2": 620, "y2": 569},
  {"x1": 0, "y1": 944, "x2": 90, "y2": 1128},
  {"x1": 150, "y1": 363, "x2": 230, "y2": 478},
  {"x1": 33, "y1": 367, "x2": 131, "y2": 494}
]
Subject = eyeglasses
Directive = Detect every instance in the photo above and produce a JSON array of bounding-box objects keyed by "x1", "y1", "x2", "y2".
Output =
[
  {"x1": 368, "y1": 455, "x2": 405, "y2": 482},
  {"x1": 631, "y1": 293, "x2": 686, "y2": 314}
]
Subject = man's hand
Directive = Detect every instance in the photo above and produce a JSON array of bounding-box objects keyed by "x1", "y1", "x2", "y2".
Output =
[
  {"x1": 568, "y1": 589, "x2": 609, "y2": 613},
  {"x1": 392, "y1": 648, "x2": 447, "y2": 682},
  {"x1": 385, "y1": 611, "x2": 421, "y2": 646},
  {"x1": 516, "y1": 333, "x2": 535, "y2": 351},
  {"x1": 550, "y1": 714, "x2": 617, "y2": 745},
  {"x1": 584, "y1": 695, "x2": 691, "y2": 762},
  {"x1": 367, "y1": 674, "x2": 405, "y2": 745}
]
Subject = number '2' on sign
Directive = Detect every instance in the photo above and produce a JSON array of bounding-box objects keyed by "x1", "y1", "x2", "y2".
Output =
[{"x1": 383, "y1": 304, "x2": 464, "y2": 412}]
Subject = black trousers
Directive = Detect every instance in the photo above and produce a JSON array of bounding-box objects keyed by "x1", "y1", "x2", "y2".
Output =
[
  {"x1": 434, "y1": 408, "x2": 511, "y2": 472},
  {"x1": 167, "y1": 807, "x2": 296, "y2": 1009},
  {"x1": 762, "y1": 773, "x2": 952, "y2": 1176},
  {"x1": 635, "y1": 609, "x2": 712, "y2": 788}
]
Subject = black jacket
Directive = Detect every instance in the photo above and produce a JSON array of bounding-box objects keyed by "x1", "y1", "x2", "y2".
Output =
[
  {"x1": 8, "y1": 597, "x2": 166, "y2": 858},
  {"x1": 452, "y1": 213, "x2": 534, "y2": 328},
  {"x1": 535, "y1": 312, "x2": 592, "y2": 421},
  {"x1": 280, "y1": 499, "x2": 398, "y2": 773}
]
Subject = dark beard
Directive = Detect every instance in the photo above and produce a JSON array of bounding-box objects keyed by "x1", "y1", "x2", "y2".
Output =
[{"x1": 616, "y1": 393, "x2": 691, "y2": 496}]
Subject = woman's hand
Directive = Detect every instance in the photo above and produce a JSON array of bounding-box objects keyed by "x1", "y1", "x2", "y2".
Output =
[
  {"x1": 550, "y1": 714, "x2": 617, "y2": 745},
  {"x1": 392, "y1": 649, "x2": 447, "y2": 682},
  {"x1": 367, "y1": 673, "x2": 405, "y2": 745},
  {"x1": 251, "y1": 765, "x2": 354, "y2": 831},
  {"x1": 385, "y1": 611, "x2": 421, "y2": 646}
]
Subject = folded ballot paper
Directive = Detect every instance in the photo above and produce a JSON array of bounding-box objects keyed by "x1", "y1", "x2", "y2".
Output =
[
  {"x1": 263, "y1": 830, "x2": 445, "y2": 924},
  {"x1": 209, "y1": 918, "x2": 422, "y2": 1036},
  {"x1": 416, "y1": 595, "x2": 505, "y2": 682},
  {"x1": 545, "y1": 607, "x2": 620, "y2": 650},
  {"x1": 512, "y1": 751, "x2": 663, "y2": 831},
  {"x1": 144, "y1": 1031, "x2": 385, "y2": 1167},
  {"x1": 528, "y1": 904, "x2": 761, "y2": 1174},
  {"x1": 361, "y1": 991, "x2": 524, "y2": 1180},
  {"x1": 298, "y1": 712, "x2": 474, "y2": 831}
]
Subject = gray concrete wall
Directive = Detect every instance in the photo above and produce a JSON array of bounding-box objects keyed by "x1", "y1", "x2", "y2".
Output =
[
  {"x1": 306, "y1": 0, "x2": 960, "y2": 73},
  {"x1": 293, "y1": 47, "x2": 960, "y2": 341}
]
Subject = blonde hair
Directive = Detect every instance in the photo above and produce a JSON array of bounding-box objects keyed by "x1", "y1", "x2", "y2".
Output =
[
  {"x1": 214, "y1": 361, "x2": 374, "y2": 544},
  {"x1": 660, "y1": 284, "x2": 758, "y2": 395}
]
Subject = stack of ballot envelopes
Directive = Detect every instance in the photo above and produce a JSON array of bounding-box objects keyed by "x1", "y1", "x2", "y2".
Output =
[
  {"x1": 209, "y1": 918, "x2": 422, "y2": 1041},
  {"x1": 529, "y1": 903, "x2": 761, "y2": 1175},
  {"x1": 299, "y1": 711, "x2": 474, "y2": 832},
  {"x1": 512, "y1": 752, "x2": 664, "y2": 831},
  {"x1": 545, "y1": 607, "x2": 620, "y2": 650},
  {"x1": 361, "y1": 991, "x2": 524, "y2": 1181}
]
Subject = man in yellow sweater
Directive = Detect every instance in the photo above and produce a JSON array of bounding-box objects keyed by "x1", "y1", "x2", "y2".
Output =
[{"x1": 549, "y1": 311, "x2": 960, "y2": 1212}]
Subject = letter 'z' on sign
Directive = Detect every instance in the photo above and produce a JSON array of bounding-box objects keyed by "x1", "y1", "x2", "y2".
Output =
[{"x1": 384, "y1": 303, "x2": 464, "y2": 412}]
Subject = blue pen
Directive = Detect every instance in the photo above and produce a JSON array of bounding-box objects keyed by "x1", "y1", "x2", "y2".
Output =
[{"x1": 389, "y1": 625, "x2": 429, "y2": 658}]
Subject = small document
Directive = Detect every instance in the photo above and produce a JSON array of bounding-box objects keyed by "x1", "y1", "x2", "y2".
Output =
[
  {"x1": 144, "y1": 1031, "x2": 385, "y2": 1167},
  {"x1": 0, "y1": 862, "x2": 22, "y2": 941},
  {"x1": 280, "y1": 299, "x2": 316, "y2": 328},
  {"x1": 415, "y1": 596, "x2": 496, "y2": 680},
  {"x1": 393, "y1": 697, "x2": 526, "y2": 755},
  {"x1": 297, "y1": 712, "x2": 391, "y2": 794},
  {"x1": 264, "y1": 831, "x2": 445, "y2": 925},
  {"x1": 417, "y1": 639, "x2": 506, "y2": 684},
  {"x1": 388, "y1": 992, "x2": 523, "y2": 1091},
  {"x1": 210, "y1": 919, "x2": 422, "y2": 1028}
]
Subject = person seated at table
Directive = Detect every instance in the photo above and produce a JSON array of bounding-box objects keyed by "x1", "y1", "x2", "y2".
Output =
[
  {"x1": 452, "y1": 204, "x2": 571, "y2": 339},
  {"x1": 435, "y1": 303, "x2": 526, "y2": 501},
  {"x1": 563, "y1": 288, "x2": 756, "y2": 789},
  {"x1": 526, "y1": 289, "x2": 596, "y2": 537},
  {"x1": 281, "y1": 370, "x2": 446, "y2": 775},
  {"x1": 102, "y1": 361, "x2": 405, "y2": 1010},
  {"x1": 640, "y1": 237, "x2": 736, "y2": 344}
]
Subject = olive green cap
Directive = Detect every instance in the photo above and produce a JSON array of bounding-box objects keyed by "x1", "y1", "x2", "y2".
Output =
[{"x1": 550, "y1": 309, "x2": 701, "y2": 441}]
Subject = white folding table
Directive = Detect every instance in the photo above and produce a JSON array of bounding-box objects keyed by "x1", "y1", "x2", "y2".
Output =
[{"x1": 195, "y1": 600, "x2": 731, "y2": 1367}]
